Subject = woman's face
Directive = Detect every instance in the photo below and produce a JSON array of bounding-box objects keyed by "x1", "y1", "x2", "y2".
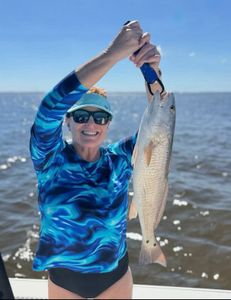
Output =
[{"x1": 66, "y1": 107, "x2": 110, "y2": 149}]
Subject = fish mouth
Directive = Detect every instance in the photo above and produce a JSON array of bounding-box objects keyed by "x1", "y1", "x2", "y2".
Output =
[{"x1": 81, "y1": 130, "x2": 99, "y2": 137}]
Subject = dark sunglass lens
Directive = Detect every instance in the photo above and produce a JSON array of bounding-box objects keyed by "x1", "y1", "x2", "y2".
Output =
[
  {"x1": 73, "y1": 111, "x2": 90, "y2": 123},
  {"x1": 93, "y1": 112, "x2": 110, "y2": 125}
]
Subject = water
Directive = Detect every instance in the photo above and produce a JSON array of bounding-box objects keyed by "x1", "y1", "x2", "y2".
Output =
[{"x1": 0, "y1": 92, "x2": 230, "y2": 290}]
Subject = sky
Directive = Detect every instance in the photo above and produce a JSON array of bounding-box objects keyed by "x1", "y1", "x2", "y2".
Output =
[{"x1": 0, "y1": 0, "x2": 230, "y2": 93}]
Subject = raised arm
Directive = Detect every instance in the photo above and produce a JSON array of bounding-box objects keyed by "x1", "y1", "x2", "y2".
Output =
[{"x1": 30, "y1": 21, "x2": 147, "y2": 172}]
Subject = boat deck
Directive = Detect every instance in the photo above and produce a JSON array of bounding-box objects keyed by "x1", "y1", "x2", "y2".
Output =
[{"x1": 9, "y1": 278, "x2": 231, "y2": 299}]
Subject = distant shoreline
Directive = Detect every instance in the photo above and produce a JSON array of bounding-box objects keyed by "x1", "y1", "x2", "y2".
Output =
[{"x1": 0, "y1": 91, "x2": 231, "y2": 94}]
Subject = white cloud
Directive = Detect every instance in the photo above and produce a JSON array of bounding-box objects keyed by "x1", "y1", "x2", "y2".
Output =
[
  {"x1": 221, "y1": 58, "x2": 227, "y2": 64},
  {"x1": 189, "y1": 52, "x2": 196, "y2": 57}
]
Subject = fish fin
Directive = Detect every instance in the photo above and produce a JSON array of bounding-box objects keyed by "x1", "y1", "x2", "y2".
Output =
[
  {"x1": 144, "y1": 141, "x2": 154, "y2": 166},
  {"x1": 131, "y1": 143, "x2": 139, "y2": 167},
  {"x1": 128, "y1": 199, "x2": 138, "y2": 220},
  {"x1": 139, "y1": 242, "x2": 167, "y2": 267}
]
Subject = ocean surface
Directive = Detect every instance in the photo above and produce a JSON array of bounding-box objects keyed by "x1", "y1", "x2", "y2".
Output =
[{"x1": 0, "y1": 91, "x2": 230, "y2": 290}]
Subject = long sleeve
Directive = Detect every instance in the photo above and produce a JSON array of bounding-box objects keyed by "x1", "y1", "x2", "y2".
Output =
[
  {"x1": 30, "y1": 71, "x2": 88, "y2": 172},
  {"x1": 108, "y1": 132, "x2": 138, "y2": 166}
]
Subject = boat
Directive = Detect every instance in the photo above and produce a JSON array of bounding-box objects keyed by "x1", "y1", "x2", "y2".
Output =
[
  {"x1": 8, "y1": 278, "x2": 231, "y2": 299},
  {"x1": 1, "y1": 254, "x2": 231, "y2": 299}
]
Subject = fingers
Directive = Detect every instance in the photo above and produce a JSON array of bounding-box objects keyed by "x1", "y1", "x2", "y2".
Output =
[
  {"x1": 121, "y1": 21, "x2": 161, "y2": 68},
  {"x1": 129, "y1": 33, "x2": 150, "y2": 60},
  {"x1": 130, "y1": 40, "x2": 152, "y2": 62},
  {"x1": 138, "y1": 32, "x2": 151, "y2": 48},
  {"x1": 123, "y1": 20, "x2": 143, "y2": 35},
  {"x1": 123, "y1": 20, "x2": 142, "y2": 30},
  {"x1": 130, "y1": 41, "x2": 161, "y2": 68},
  {"x1": 123, "y1": 20, "x2": 143, "y2": 44},
  {"x1": 147, "y1": 58, "x2": 161, "y2": 70}
]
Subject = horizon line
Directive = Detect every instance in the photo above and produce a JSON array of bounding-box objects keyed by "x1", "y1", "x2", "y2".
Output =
[{"x1": 0, "y1": 90, "x2": 231, "y2": 94}]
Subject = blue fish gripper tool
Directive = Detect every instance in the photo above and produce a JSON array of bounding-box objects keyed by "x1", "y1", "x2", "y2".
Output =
[{"x1": 124, "y1": 21, "x2": 166, "y2": 95}]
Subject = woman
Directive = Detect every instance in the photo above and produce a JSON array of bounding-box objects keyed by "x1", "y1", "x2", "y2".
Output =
[{"x1": 30, "y1": 21, "x2": 161, "y2": 299}]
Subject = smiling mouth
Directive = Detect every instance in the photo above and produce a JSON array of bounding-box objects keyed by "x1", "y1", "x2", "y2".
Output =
[{"x1": 81, "y1": 130, "x2": 99, "y2": 137}]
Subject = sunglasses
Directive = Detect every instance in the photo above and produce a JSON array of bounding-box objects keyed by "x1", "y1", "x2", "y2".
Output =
[{"x1": 71, "y1": 109, "x2": 112, "y2": 125}]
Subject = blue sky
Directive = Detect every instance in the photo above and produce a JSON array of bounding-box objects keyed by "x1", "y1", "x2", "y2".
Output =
[{"x1": 0, "y1": 0, "x2": 230, "y2": 92}]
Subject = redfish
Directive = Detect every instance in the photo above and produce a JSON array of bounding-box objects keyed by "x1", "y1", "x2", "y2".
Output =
[{"x1": 130, "y1": 92, "x2": 176, "y2": 267}]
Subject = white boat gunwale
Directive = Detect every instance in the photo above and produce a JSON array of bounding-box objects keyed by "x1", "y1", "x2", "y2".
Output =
[{"x1": 9, "y1": 278, "x2": 231, "y2": 299}]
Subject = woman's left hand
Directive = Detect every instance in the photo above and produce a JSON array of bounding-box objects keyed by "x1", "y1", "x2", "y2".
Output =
[{"x1": 129, "y1": 39, "x2": 161, "y2": 70}]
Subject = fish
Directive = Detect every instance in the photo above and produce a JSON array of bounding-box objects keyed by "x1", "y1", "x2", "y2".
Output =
[{"x1": 129, "y1": 91, "x2": 176, "y2": 267}]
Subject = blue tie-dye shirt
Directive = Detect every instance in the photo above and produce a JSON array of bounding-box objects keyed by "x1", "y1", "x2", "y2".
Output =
[{"x1": 30, "y1": 71, "x2": 137, "y2": 273}]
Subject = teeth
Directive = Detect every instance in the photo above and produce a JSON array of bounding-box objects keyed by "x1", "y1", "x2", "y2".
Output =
[{"x1": 82, "y1": 131, "x2": 99, "y2": 136}]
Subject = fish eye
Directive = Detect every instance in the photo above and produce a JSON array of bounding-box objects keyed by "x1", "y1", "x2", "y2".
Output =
[{"x1": 170, "y1": 105, "x2": 175, "y2": 111}]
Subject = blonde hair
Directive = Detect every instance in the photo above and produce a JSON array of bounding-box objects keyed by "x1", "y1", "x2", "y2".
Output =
[{"x1": 87, "y1": 87, "x2": 107, "y2": 98}]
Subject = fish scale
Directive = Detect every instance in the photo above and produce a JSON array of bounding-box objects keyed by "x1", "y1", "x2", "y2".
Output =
[{"x1": 130, "y1": 92, "x2": 176, "y2": 266}]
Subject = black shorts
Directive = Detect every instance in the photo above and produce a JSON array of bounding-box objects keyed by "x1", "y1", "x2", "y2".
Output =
[{"x1": 48, "y1": 252, "x2": 129, "y2": 298}]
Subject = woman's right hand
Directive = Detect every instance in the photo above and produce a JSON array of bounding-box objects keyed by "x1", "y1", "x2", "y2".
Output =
[
  {"x1": 105, "y1": 20, "x2": 150, "y2": 62},
  {"x1": 76, "y1": 21, "x2": 149, "y2": 89}
]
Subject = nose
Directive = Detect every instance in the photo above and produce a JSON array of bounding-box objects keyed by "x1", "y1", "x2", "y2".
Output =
[{"x1": 87, "y1": 116, "x2": 95, "y2": 125}]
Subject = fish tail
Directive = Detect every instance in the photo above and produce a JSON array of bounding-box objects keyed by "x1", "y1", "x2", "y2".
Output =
[{"x1": 139, "y1": 242, "x2": 167, "y2": 267}]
